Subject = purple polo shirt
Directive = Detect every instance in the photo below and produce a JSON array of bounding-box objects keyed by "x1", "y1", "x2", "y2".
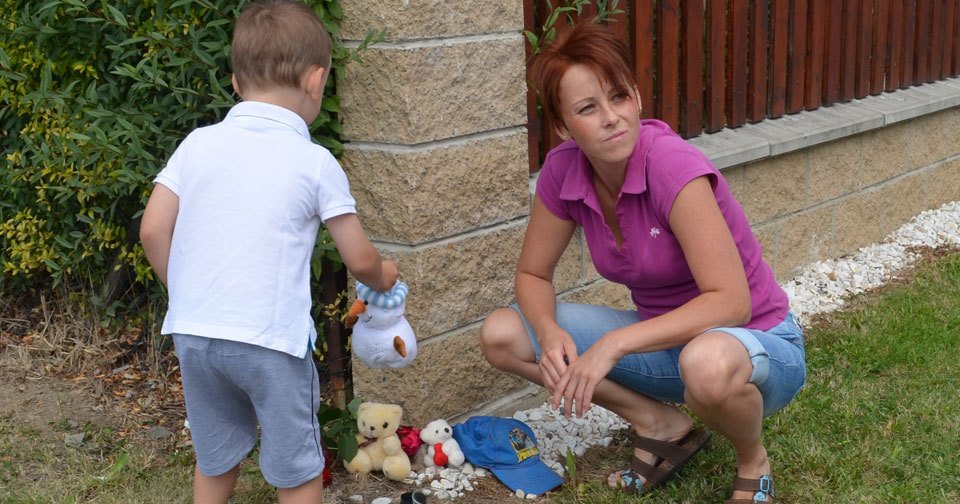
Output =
[{"x1": 536, "y1": 119, "x2": 789, "y2": 330}]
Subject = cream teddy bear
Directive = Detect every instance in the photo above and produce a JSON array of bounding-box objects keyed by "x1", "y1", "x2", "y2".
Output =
[
  {"x1": 344, "y1": 402, "x2": 412, "y2": 481},
  {"x1": 419, "y1": 419, "x2": 465, "y2": 469},
  {"x1": 346, "y1": 280, "x2": 417, "y2": 369}
]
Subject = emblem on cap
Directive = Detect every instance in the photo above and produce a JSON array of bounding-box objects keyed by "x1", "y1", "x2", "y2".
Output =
[{"x1": 508, "y1": 427, "x2": 538, "y2": 463}]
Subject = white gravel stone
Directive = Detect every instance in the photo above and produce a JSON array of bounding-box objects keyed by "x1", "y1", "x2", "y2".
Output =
[{"x1": 371, "y1": 498, "x2": 391, "y2": 504}]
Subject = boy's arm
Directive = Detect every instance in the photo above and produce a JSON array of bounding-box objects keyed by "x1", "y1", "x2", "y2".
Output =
[
  {"x1": 324, "y1": 213, "x2": 397, "y2": 291},
  {"x1": 139, "y1": 184, "x2": 179, "y2": 288}
]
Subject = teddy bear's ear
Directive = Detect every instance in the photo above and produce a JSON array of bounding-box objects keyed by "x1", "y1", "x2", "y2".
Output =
[
  {"x1": 358, "y1": 402, "x2": 370, "y2": 416},
  {"x1": 390, "y1": 405, "x2": 403, "y2": 422}
]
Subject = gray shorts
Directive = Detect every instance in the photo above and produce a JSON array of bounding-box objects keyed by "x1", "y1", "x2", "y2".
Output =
[{"x1": 173, "y1": 334, "x2": 325, "y2": 488}]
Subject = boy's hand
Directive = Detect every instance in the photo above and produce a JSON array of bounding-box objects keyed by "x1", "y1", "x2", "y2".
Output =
[{"x1": 379, "y1": 260, "x2": 399, "y2": 291}]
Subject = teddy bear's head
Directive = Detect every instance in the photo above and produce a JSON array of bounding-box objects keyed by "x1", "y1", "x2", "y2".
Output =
[
  {"x1": 419, "y1": 419, "x2": 454, "y2": 445},
  {"x1": 357, "y1": 402, "x2": 403, "y2": 440}
]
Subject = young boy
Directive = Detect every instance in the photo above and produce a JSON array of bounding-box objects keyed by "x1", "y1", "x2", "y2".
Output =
[{"x1": 139, "y1": 1, "x2": 397, "y2": 502}]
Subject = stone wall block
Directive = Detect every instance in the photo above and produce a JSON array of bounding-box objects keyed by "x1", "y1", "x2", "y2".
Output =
[
  {"x1": 926, "y1": 157, "x2": 960, "y2": 209},
  {"x1": 738, "y1": 151, "x2": 806, "y2": 223},
  {"x1": 557, "y1": 281, "x2": 633, "y2": 311},
  {"x1": 340, "y1": 0, "x2": 523, "y2": 41},
  {"x1": 387, "y1": 224, "x2": 525, "y2": 337},
  {"x1": 806, "y1": 136, "x2": 862, "y2": 206},
  {"x1": 752, "y1": 223, "x2": 780, "y2": 278},
  {"x1": 553, "y1": 236, "x2": 582, "y2": 294},
  {"x1": 343, "y1": 132, "x2": 528, "y2": 244},
  {"x1": 833, "y1": 193, "x2": 885, "y2": 257},
  {"x1": 339, "y1": 38, "x2": 527, "y2": 144},
  {"x1": 578, "y1": 230, "x2": 603, "y2": 283},
  {"x1": 352, "y1": 328, "x2": 527, "y2": 425},
  {"x1": 876, "y1": 173, "x2": 929, "y2": 238},
  {"x1": 912, "y1": 109, "x2": 960, "y2": 168},
  {"x1": 721, "y1": 165, "x2": 747, "y2": 209},
  {"x1": 774, "y1": 206, "x2": 835, "y2": 279},
  {"x1": 860, "y1": 109, "x2": 960, "y2": 187},
  {"x1": 860, "y1": 119, "x2": 915, "y2": 188}
]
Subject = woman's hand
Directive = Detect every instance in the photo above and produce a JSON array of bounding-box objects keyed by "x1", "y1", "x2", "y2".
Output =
[
  {"x1": 537, "y1": 328, "x2": 578, "y2": 395},
  {"x1": 551, "y1": 336, "x2": 619, "y2": 418}
]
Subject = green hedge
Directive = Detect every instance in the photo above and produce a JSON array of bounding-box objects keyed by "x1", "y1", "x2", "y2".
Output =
[{"x1": 0, "y1": 1, "x2": 378, "y2": 316}]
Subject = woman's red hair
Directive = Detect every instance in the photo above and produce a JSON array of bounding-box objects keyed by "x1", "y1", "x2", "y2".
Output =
[{"x1": 529, "y1": 22, "x2": 636, "y2": 128}]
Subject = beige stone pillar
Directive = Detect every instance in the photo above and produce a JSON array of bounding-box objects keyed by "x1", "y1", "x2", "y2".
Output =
[{"x1": 337, "y1": 1, "x2": 531, "y2": 424}]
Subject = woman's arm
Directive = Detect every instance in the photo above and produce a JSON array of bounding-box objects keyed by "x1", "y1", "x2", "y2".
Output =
[
  {"x1": 516, "y1": 195, "x2": 578, "y2": 391},
  {"x1": 605, "y1": 175, "x2": 750, "y2": 355}
]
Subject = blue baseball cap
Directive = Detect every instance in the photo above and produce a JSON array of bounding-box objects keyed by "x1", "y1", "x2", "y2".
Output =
[{"x1": 453, "y1": 416, "x2": 564, "y2": 496}]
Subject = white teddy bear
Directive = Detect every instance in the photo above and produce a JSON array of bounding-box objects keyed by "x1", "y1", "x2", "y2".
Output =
[
  {"x1": 346, "y1": 280, "x2": 417, "y2": 369},
  {"x1": 419, "y1": 419, "x2": 465, "y2": 468}
]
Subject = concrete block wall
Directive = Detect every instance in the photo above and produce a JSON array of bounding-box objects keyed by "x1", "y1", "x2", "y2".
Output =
[
  {"x1": 337, "y1": 0, "x2": 535, "y2": 425},
  {"x1": 337, "y1": 2, "x2": 960, "y2": 425},
  {"x1": 728, "y1": 108, "x2": 960, "y2": 281}
]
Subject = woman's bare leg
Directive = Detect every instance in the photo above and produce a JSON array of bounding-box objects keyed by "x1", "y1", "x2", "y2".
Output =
[{"x1": 680, "y1": 332, "x2": 770, "y2": 501}]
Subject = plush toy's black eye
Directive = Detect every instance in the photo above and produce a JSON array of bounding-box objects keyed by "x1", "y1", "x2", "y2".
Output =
[
  {"x1": 444, "y1": 427, "x2": 450, "y2": 433},
  {"x1": 382, "y1": 422, "x2": 388, "y2": 429},
  {"x1": 364, "y1": 300, "x2": 369, "y2": 305}
]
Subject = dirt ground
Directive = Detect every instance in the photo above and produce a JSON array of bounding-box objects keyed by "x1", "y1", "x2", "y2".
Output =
[
  {"x1": 0, "y1": 347, "x2": 549, "y2": 504},
  {"x1": 0, "y1": 312, "x2": 549, "y2": 504}
]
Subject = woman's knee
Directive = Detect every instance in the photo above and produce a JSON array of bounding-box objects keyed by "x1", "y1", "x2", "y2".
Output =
[
  {"x1": 478, "y1": 308, "x2": 524, "y2": 366},
  {"x1": 679, "y1": 332, "x2": 752, "y2": 405}
]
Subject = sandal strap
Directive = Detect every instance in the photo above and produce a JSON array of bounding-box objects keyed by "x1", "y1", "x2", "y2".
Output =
[
  {"x1": 628, "y1": 455, "x2": 669, "y2": 483},
  {"x1": 635, "y1": 434, "x2": 696, "y2": 464},
  {"x1": 732, "y1": 475, "x2": 775, "y2": 502}
]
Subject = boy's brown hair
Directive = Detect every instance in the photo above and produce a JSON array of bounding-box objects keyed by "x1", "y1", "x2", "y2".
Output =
[{"x1": 231, "y1": 0, "x2": 333, "y2": 92}]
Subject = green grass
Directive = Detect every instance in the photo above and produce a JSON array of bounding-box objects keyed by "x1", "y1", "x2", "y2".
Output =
[
  {"x1": 0, "y1": 418, "x2": 276, "y2": 503},
  {"x1": 2, "y1": 251, "x2": 959, "y2": 503},
  {"x1": 554, "y1": 250, "x2": 960, "y2": 503}
]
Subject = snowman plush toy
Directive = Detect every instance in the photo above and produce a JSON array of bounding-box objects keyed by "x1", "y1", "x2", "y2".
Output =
[{"x1": 346, "y1": 280, "x2": 417, "y2": 369}]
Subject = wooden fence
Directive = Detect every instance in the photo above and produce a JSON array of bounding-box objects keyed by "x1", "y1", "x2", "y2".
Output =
[{"x1": 524, "y1": 0, "x2": 960, "y2": 171}]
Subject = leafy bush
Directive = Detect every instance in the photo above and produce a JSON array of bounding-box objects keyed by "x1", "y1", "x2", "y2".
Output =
[
  {"x1": 0, "y1": 1, "x2": 380, "y2": 332},
  {"x1": 317, "y1": 396, "x2": 361, "y2": 462}
]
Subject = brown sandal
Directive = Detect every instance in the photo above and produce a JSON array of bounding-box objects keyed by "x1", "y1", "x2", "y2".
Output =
[
  {"x1": 723, "y1": 474, "x2": 775, "y2": 503},
  {"x1": 609, "y1": 427, "x2": 712, "y2": 494}
]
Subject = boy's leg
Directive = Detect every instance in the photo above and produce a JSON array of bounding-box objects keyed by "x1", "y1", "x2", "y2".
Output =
[
  {"x1": 277, "y1": 474, "x2": 324, "y2": 504},
  {"x1": 228, "y1": 342, "x2": 325, "y2": 491},
  {"x1": 174, "y1": 335, "x2": 257, "y2": 503},
  {"x1": 194, "y1": 464, "x2": 240, "y2": 504}
]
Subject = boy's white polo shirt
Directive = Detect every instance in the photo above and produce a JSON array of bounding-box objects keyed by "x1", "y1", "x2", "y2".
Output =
[{"x1": 155, "y1": 101, "x2": 355, "y2": 358}]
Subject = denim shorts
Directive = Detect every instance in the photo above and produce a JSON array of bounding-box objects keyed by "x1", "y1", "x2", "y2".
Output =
[
  {"x1": 512, "y1": 304, "x2": 806, "y2": 417},
  {"x1": 173, "y1": 334, "x2": 325, "y2": 488}
]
